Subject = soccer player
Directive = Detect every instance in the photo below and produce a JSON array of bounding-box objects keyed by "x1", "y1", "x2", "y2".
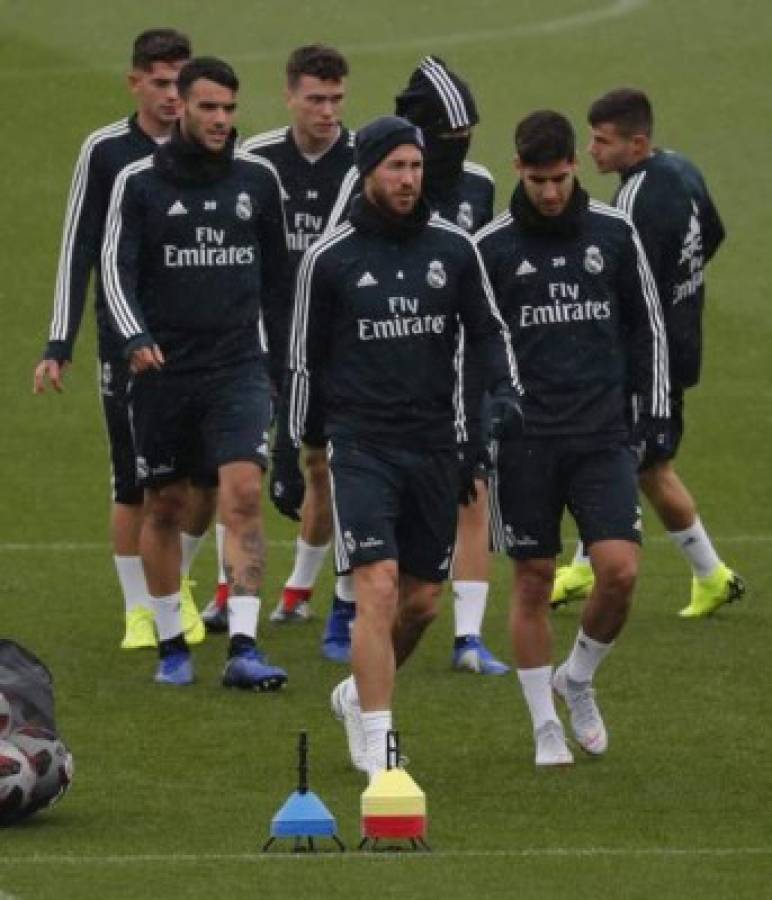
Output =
[
  {"x1": 396, "y1": 55, "x2": 508, "y2": 675},
  {"x1": 101, "y1": 57, "x2": 290, "y2": 688},
  {"x1": 282, "y1": 116, "x2": 523, "y2": 777},
  {"x1": 206, "y1": 45, "x2": 358, "y2": 662},
  {"x1": 552, "y1": 88, "x2": 744, "y2": 618},
  {"x1": 478, "y1": 111, "x2": 670, "y2": 765},
  {"x1": 33, "y1": 29, "x2": 211, "y2": 651}
]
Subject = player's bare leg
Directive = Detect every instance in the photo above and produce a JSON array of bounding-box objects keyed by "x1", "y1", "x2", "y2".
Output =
[
  {"x1": 451, "y1": 481, "x2": 508, "y2": 674},
  {"x1": 272, "y1": 447, "x2": 332, "y2": 623},
  {"x1": 512, "y1": 557, "x2": 572, "y2": 765},
  {"x1": 640, "y1": 461, "x2": 745, "y2": 616},
  {"x1": 114, "y1": 501, "x2": 157, "y2": 649},
  {"x1": 178, "y1": 484, "x2": 216, "y2": 644},
  {"x1": 219, "y1": 461, "x2": 286, "y2": 690},
  {"x1": 553, "y1": 540, "x2": 638, "y2": 756}
]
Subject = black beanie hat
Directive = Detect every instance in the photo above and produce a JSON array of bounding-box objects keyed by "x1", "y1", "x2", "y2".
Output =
[
  {"x1": 395, "y1": 55, "x2": 479, "y2": 132},
  {"x1": 355, "y1": 115, "x2": 424, "y2": 176}
]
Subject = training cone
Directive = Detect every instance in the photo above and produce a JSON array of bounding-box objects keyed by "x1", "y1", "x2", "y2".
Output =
[
  {"x1": 262, "y1": 731, "x2": 345, "y2": 852},
  {"x1": 359, "y1": 731, "x2": 429, "y2": 851}
]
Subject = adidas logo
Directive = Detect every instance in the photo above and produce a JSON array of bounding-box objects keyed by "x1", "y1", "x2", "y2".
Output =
[
  {"x1": 516, "y1": 259, "x2": 537, "y2": 276},
  {"x1": 357, "y1": 271, "x2": 378, "y2": 288},
  {"x1": 167, "y1": 200, "x2": 188, "y2": 216}
]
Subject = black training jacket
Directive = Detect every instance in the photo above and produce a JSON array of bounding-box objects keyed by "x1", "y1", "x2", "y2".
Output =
[
  {"x1": 286, "y1": 195, "x2": 521, "y2": 451},
  {"x1": 614, "y1": 149, "x2": 725, "y2": 390},
  {"x1": 101, "y1": 131, "x2": 290, "y2": 373},
  {"x1": 241, "y1": 126, "x2": 357, "y2": 378},
  {"x1": 44, "y1": 115, "x2": 160, "y2": 362},
  {"x1": 476, "y1": 191, "x2": 669, "y2": 439}
]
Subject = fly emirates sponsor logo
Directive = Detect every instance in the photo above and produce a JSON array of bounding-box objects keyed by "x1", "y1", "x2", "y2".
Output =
[
  {"x1": 164, "y1": 227, "x2": 255, "y2": 268},
  {"x1": 358, "y1": 296, "x2": 447, "y2": 342},
  {"x1": 520, "y1": 282, "x2": 611, "y2": 328}
]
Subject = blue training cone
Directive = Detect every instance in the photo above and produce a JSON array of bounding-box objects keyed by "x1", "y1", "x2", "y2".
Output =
[{"x1": 262, "y1": 731, "x2": 345, "y2": 852}]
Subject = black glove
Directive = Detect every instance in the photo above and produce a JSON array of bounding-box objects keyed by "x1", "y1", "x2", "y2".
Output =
[
  {"x1": 269, "y1": 447, "x2": 305, "y2": 521},
  {"x1": 457, "y1": 445, "x2": 478, "y2": 506},
  {"x1": 630, "y1": 413, "x2": 673, "y2": 468},
  {"x1": 489, "y1": 382, "x2": 525, "y2": 440}
]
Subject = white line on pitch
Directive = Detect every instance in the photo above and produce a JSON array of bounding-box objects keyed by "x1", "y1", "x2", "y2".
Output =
[
  {"x1": 0, "y1": 846, "x2": 770, "y2": 865},
  {"x1": 0, "y1": 0, "x2": 647, "y2": 80},
  {"x1": 0, "y1": 534, "x2": 769, "y2": 553}
]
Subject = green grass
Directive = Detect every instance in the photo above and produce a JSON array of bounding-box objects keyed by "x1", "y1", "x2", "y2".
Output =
[{"x1": 1, "y1": 1, "x2": 771, "y2": 897}]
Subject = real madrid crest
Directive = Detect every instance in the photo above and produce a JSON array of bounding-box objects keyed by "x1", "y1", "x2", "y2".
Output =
[
  {"x1": 236, "y1": 192, "x2": 252, "y2": 221},
  {"x1": 456, "y1": 201, "x2": 474, "y2": 232},
  {"x1": 584, "y1": 245, "x2": 604, "y2": 274},
  {"x1": 426, "y1": 259, "x2": 447, "y2": 289}
]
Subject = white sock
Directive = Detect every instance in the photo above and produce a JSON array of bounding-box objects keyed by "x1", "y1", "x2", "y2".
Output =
[
  {"x1": 667, "y1": 517, "x2": 721, "y2": 578},
  {"x1": 228, "y1": 595, "x2": 260, "y2": 639},
  {"x1": 114, "y1": 555, "x2": 151, "y2": 613},
  {"x1": 361, "y1": 710, "x2": 392, "y2": 773},
  {"x1": 566, "y1": 628, "x2": 613, "y2": 683},
  {"x1": 453, "y1": 580, "x2": 488, "y2": 637},
  {"x1": 216, "y1": 522, "x2": 227, "y2": 584},
  {"x1": 343, "y1": 674, "x2": 359, "y2": 706},
  {"x1": 285, "y1": 538, "x2": 330, "y2": 590},
  {"x1": 150, "y1": 594, "x2": 183, "y2": 642},
  {"x1": 573, "y1": 542, "x2": 591, "y2": 566},
  {"x1": 180, "y1": 531, "x2": 206, "y2": 578},
  {"x1": 517, "y1": 666, "x2": 559, "y2": 732},
  {"x1": 335, "y1": 573, "x2": 356, "y2": 604}
]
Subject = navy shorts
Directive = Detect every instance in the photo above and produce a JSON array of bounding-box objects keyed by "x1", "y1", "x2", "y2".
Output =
[
  {"x1": 98, "y1": 354, "x2": 143, "y2": 505},
  {"x1": 327, "y1": 437, "x2": 458, "y2": 582},
  {"x1": 491, "y1": 435, "x2": 641, "y2": 559},
  {"x1": 129, "y1": 359, "x2": 271, "y2": 489}
]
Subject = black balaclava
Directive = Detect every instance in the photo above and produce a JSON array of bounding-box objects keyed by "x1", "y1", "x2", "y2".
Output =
[{"x1": 395, "y1": 55, "x2": 478, "y2": 188}]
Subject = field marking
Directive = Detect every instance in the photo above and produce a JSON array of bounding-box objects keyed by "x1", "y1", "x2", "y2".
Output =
[
  {"x1": 0, "y1": 534, "x2": 769, "y2": 553},
  {"x1": 0, "y1": 846, "x2": 770, "y2": 865},
  {"x1": 0, "y1": 0, "x2": 647, "y2": 80}
]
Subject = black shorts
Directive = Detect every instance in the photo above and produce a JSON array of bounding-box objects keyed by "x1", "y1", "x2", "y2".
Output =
[
  {"x1": 638, "y1": 388, "x2": 685, "y2": 472},
  {"x1": 98, "y1": 354, "x2": 143, "y2": 505},
  {"x1": 327, "y1": 437, "x2": 458, "y2": 582},
  {"x1": 491, "y1": 435, "x2": 641, "y2": 560},
  {"x1": 129, "y1": 360, "x2": 271, "y2": 489}
]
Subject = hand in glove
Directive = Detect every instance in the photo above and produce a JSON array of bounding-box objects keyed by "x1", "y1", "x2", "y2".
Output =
[
  {"x1": 489, "y1": 381, "x2": 525, "y2": 440},
  {"x1": 269, "y1": 447, "x2": 305, "y2": 521},
  {"x1": 630, "y1": 413, "x2": 673, "y2": 468}
]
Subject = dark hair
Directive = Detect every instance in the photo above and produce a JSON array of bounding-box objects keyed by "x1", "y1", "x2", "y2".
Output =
[
  {"x1": 177, "y1": 57, "x2": 239, "y2": 99},
  {"x1": 131, "y1": 29, "x2": 191, "y2": 70},
  {"x1": 515, "y1": 110, "x2": 575, "y2": 165},
  {"x1": 286, "y1": 44, "x2": 349, "y2": 87},
  {"x1": 588, "y1": 88, "x2": 653, "y2": 138}
]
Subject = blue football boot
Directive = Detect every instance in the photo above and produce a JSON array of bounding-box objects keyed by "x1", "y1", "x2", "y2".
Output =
[
  {"x1": 222, "y1": 646, "x2": 287, "y2": 692},
  {"x1": 321, "y1": 598, "x2": 355, "y2": 663}
]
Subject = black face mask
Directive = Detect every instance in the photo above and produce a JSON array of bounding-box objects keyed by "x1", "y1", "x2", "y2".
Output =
[{"x1": 422, "y1": 131, "x2": 470, "y2": 186}]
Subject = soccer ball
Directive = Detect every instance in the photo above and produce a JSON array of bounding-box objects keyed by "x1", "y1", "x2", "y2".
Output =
[
  {"x1": 0, "y1": 738, "x2": 36, "y2": 824},
  {"x1": 0, "y1": 692, "x2": 11, "y2": 739},
  {"x1": 8, "y1": 725, "x2": 74, "y2": 811}
]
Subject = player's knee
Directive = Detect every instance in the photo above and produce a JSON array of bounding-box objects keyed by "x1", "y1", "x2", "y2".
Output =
[
  {"x1": 222, "y1": 478, "x2": 262, "y2": 526},
  {"x1": 402, "y1": 584, "x2": 441, "y2": 627},
  {"x1": 355, "y1": 564, "x2": 399, "y2": 622},
  {"x1": 515, "y1": 558, "x2": 555, "y2": 610},
  {"x1": 597, "y1": 557, "x2": 637, "y2": 602},
  {"x1": 145, "y1": 485, "x2": 187, "y2": 531}
]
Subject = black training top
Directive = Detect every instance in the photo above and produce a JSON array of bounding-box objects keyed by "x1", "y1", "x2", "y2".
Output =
[
  {"x1": 614, "y1": 148, "x2": 725, "y2": 390},
  {"x1": 476, "y1": 184, "x2": 670, "y2": 439},
  {"x1": 102, "y1": 129, "x2": 290, "y2": 373},
  {"x1": 286, "y1": 194, "x2": 521, "y2": 450},
  {"x1": 44, "y1": 115, "x2": 160, "y2": 362}
]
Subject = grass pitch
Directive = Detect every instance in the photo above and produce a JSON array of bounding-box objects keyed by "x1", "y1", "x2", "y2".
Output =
[{"x1": 1, "y1": 1, "x2": 771, "y2": 897}]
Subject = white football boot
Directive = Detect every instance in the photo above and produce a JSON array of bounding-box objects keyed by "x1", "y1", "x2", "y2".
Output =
[{"x1": 552, "y1": 663, "x2": 608, "y2": 756}]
